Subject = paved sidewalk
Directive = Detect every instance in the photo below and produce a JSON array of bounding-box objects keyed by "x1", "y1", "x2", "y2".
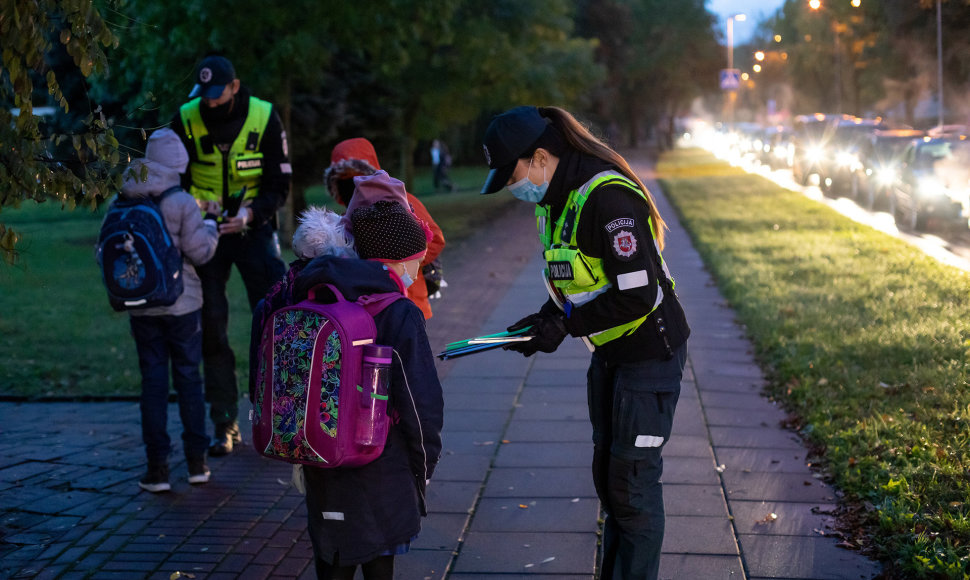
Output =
[{"x1": 0, "y1": 151, "x2": 883, "y2": 579}]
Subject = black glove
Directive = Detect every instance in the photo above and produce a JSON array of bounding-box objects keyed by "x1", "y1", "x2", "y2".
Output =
[{"x1": 503, "y1": 311, "x2": 568, "y2": 357}]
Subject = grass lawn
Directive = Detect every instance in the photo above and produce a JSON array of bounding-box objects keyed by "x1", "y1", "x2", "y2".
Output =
[
  {"x1": 658, "y1": 148, "x2": 970, "y2": 579},
  {"x1": 0, "y1": 164, "x2": 511, "y2": 400}
]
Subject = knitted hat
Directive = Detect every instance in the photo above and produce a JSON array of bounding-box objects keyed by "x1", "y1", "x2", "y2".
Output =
[
  {"x1": 340, "y1": 170, "x2": 410, "y2": 233},
  {"x1": 351, "y1": 201, "x2": 428, "y2": 263},
  {"x1": 144, "y1": 128, "x2": 189, "y2": 173},
  {"x1": 324, "y1": 138, "x2": 381, "y2": 205}
]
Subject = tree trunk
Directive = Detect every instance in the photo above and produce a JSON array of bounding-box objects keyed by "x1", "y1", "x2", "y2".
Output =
[{"x1": 279, "y1": 77, "x2": 302, "y2": 247}]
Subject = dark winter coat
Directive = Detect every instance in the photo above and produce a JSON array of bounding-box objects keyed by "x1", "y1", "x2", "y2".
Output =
[{"x1": 257, "y1": 255, "x2": 444, "y2": 565}]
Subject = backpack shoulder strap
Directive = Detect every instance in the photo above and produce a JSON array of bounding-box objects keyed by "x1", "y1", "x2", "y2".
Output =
[{"x1": 356, "y1": 292, "x2": 406, "y2": 317}]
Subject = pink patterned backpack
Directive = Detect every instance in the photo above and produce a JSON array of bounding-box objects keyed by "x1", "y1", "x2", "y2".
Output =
[{"x1": 251, "y1": 284, "x2": 402, "y2": 467}]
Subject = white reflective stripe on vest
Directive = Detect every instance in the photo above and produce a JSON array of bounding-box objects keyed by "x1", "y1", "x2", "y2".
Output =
[
  {"x1": 322, "y1": 511, "x2": 345, "y2": 520},
  {"x1": 568, "y1": 283, "x2": 612, "y2": 306}
]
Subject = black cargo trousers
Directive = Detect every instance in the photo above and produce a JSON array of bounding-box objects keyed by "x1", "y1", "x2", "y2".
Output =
[
  {"x1": 587, "y1": 342, "x2": 687, "y2": 580},
  {"x1": 197, "y1": 222, "x2": 285, "y2": 426}
]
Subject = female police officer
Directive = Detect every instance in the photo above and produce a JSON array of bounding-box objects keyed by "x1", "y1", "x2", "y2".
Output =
[{"x1": 480, "y1": 106, "x2": 689, "y2": 580}]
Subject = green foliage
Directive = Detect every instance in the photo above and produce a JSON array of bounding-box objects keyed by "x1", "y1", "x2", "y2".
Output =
[
  {"x1": 577, "y1": 0, "x2": 720, "y2": 146},
  {"x1": 659, "y1": 148, "x2": 970, "y2": 578},
  {"x1": 1, "y1": 0, "x2": 121, "y2": 265},
  {"x1": 763, "y1": 0, "x2": 970, "y2": 123}
]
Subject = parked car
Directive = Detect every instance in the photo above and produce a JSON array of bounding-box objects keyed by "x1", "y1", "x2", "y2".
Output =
[
  {"x1": 890, "y1": 134, "x2": 970, "y2": 231},
  {"x1": 817, "y1": 117, "x2": 888, "y2": 198},
  {"x1": 791, "y1": 113, "x2": 851, "y2": 185},
  {"x1": 855, "y1": 129, "x2": 923, "y2": 211},
  {"x1": 759, "y1": 125, "x2": 794, "y2": 170},
  {"x1": 730, "y1": 122, "x2": 765, "y2": 161}
]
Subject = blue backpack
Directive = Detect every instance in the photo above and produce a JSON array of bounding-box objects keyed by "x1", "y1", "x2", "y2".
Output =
[{"x1": 96, "y1": 187, "x2": 183, "y2": 311}]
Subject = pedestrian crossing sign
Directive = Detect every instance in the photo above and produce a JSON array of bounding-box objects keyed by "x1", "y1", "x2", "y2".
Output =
[{"x1": 720, "y1": 69, "x2": 741, "y2": 91}]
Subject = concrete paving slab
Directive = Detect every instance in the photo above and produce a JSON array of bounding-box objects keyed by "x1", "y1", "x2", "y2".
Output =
[
  {"x1": 658, "y1": 554, "x2": 745, "y2": 579},
  {"x1": 440, "y1": 431, "x2": 509, "y2": 456},
  {"x1": 482, "y1": 467, "x2": 596, "y2": 498},
  {"x1": 412, "y1": 512, "x2": 470, "y2": 550},
  {"x1": 471, "y1": 497, "x2": 599, "y2": 532},
  {"x1": 694, "y1": 360, "x2": 765, "y2": 380},
  {"x1": 664, "y1": 484, "x2": 731, "y2": 517},
  {"x1": 441, "y1": 410, "x2": 511, "y2": 433},
  {"x1": 530, "y1": 355, "x2": 591, "y2": 371},
  {"x1": 511, "y1": 401, "x2": 589, "y2": 421},
  {"x1": 705, "y1": 405, "x2": 787, "y2": 428},
  {"x1": 445, "y1": 351, "x2": 533, "y2": 379},
  {"x1": 494, "y1": 442, "x2": 593, "y2": 468},
  {"x1": 441, "y1": 376, "x2": 523, "y2": 395},
  {"x1": 450, "y1": 575, "x2": 592, "y2": 579},
  {"x1": 451, "y1": 531, "x2": 597, "y2": 575},
  {"x1": 444, "y1": 392, "x2": 520, "y2": 411},
  {"x1": 730, "y1": 500, "x2": 840, "y2": 536},
  {"x1": 663, "y1": 435, "x2": 717, "y2": 458},
  {"x1": 663, "y1": 455, "x2": 721, "y2": 484},
  {"x1": 742, "y1": 535, "x2": 882, "y2": 579},
  {"x1": 721, "y1": 471, "x2": 838, "y2": 503},
  {"x1": 662, "y1": 516, "x2": 739, "y2": 555},
  {"x1": 670, "y1": 401, "x2": 708, "y2": 436},
  {"x1": 694, "y1": 374, "x2": 767, "y2": 394},
  {"x1": 396, "y1": 549, "x2": 454, "y2": 580},
  {"x1": 715, "y1": 446, "x2": 813, "y2": 473},
  {"x1": 431, "y1": 454, "x2": 492, "y2": 483},
  {"x1": 503, "y1": 420, "x2": 592, "y2": 443},
  {"x1": 709, "y1": 426, "x2": 805, "y2": 450},
  {"x1": 700, "y1": 391, "x2": 781, "y2": 410},
  {"x1": 524, "y1": 369, "x2": 589, "y2": 388},
  {"x1": 426, "y1": 481, "x2": 483, "y2": 513},
  {"x1": 516, "y1": 385, "x2": 588, "y2": 405}
]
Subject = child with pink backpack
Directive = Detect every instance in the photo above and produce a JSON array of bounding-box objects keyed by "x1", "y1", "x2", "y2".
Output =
[{"x1": 250, "y1": 172, "x2": 443, "y2": 579}]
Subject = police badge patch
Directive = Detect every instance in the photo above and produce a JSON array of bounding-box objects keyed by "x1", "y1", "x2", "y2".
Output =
[{"x1": 612, "y1": 230, "x2": 638, "y2": 259}]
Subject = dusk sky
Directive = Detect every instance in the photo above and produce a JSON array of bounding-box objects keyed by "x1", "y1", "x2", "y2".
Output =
[{"x1": 708, "y1": 0, "x2": 787, "y2": 44}]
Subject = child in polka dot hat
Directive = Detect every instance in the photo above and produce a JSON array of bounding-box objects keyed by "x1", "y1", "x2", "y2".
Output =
[
  {"x1": 351, "y1": 200, "x2": 429, "y2": 263},
  {"x1": 348, "y1": 171, "x2": 433, "y2": 260}
]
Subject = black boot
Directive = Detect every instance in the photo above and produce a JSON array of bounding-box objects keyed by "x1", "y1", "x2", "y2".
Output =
[
  {"x1": 209, "y1": 421, "x2": 241, "y2": 456},
  {"x1": 139, "y1": 462, "x2": 171, "y2": 493}
]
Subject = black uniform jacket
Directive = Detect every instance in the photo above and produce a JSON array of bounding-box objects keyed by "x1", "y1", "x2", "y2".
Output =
[{"x1": 540, "y1": 149, "x2": 689, "y2": 363}]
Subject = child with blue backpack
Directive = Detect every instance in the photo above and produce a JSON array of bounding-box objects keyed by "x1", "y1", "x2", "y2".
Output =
[{"x1": 111, "y1": 128, "x2": 220, "y2": 492}]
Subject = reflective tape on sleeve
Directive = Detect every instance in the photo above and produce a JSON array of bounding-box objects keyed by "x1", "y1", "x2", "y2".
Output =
[{"x1": 617, "y1": 270, "x2": 649, "y2": 291}]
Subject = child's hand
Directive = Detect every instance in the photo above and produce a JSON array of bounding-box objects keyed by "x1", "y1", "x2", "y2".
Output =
[{"x1": 218, "y1": 207, "x2": 251, "y2": 234}]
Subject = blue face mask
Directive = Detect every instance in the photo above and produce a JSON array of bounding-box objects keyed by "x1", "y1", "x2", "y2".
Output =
[
  {"x1": 507, "y1": 159, "x2": 548, "y2": 203},
  {"x1": 399, "y1": 270, "x2": 415, "y2": 289}
]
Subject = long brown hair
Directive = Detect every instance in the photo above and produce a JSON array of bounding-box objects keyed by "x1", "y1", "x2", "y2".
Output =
[{"x1": 538, "y1": 106, "x2": 668, "y2": 249}]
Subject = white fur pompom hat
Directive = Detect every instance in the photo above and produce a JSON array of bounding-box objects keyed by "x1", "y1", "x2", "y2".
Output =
[{"x1": 291, "y1": 206, "x2": 357, "y2": 260}]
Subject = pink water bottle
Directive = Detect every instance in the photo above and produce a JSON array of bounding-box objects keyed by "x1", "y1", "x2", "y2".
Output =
[{"x1": 356, "y1": 344, "x2": 392, "y2": 446}]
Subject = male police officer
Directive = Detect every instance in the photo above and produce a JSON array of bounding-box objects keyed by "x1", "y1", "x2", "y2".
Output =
[{"x1": 171, "y1": 55, "x2": 290, "y2": 456}]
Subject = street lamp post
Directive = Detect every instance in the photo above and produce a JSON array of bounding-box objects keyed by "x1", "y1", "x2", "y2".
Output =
[
  {"x1": 937, "y1": 0, "x2": 944, "y2": 128},
  {"x1": 727, "y1": 13, "x2": 746, "y2": 71},
  {"x1": 726, "y1": 13, "x2": 746, "y2": 129}
]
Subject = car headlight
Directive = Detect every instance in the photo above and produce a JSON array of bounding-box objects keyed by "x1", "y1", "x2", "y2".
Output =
[
  {"x1": 875, "y1": 168, "x2": 897, "y2": 187},
  {"x1": 807, "y1": 146, "x2": 824, "y2": 163},
  {"x1": 836, "y1": 151, "x2": 859, "y2": 168},
  {"x1": 917, "y1": 176, "x2": 948, "y2": 198}
]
